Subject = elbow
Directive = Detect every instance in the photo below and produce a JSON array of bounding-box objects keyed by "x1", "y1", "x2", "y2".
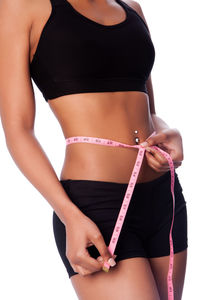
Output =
[{"x1": 3, "y1": 124, "x2": 34, "y2": 147}]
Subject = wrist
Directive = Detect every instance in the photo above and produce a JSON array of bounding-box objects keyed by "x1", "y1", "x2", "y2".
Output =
[{"x1": 55, "y1": 200, "x2": 83, "y2": 226}]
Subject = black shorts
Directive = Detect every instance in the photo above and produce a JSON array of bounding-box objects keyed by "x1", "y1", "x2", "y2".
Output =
[{"x1": 52, "y1": 170, "x2": 188, "y2": 278}]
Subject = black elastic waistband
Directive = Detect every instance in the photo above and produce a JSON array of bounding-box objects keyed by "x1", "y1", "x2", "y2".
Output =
[{"x1": 60, "y1": 170, "x2": 173, "y2": 190}]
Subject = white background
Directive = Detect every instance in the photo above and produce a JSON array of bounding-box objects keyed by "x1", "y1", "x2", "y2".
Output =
[{"x1": 0, "y1": 0, "x2": 199, "y2": 299}]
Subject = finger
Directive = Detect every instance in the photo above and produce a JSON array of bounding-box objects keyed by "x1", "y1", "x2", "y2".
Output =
[
  {"x1": 141, "y1": 130, "x2": 168, "y2": 148},
  {"x1": 145, "y1": 151, "x2": 168, "y2": 170},
  {"x1": 148, "y1": 161, "x2": 181, "y2": 170},
  {"x1": 97, "y1": 254, "x2": 117, "y2": 263},
  {"x1": 174, "y1": 163, "x2": 182, "y2": 169},
  {"x1": 70, "y1": 262, "x2": 80, "y2": 274},
  {"x1": 73, "y1": 264, "x2": 92, "y2": 276},
  {"x1": 146, "y1": 148, "x2": 182, "y2": 169},
  {"x1": 90, "y1": 234, "x2": 114, "y2": 266},
  {"x1": 147, "y1": 147, "x2": 183, "y2": 165},
  {"x1": 147, "y1": 162, "x2": 168, "y2": 173},
  {"x1": 145, "y1": 147, "x2": 169, "y2": 166},
  {"x1": 146, "y1": 149, "x2": 182, "y2": 168},
  {"x1": 97, "y1": 255, "x2": 117, "y2": 267},
  {"x1": 174, "y1": 161, "x2": 182, "y2": 167},
  {"x1": 76, "y1": 248, "x2": 103, "y2": 272},
  {"x1": 146, "y1": 163, "x2": 181, "y2": 173},
  {"x1": 86, "y1": 241, "x2": 94, "y2": 247},
  {"x1": 145, "y1": 153, "x2": 171, "y2": 172}
]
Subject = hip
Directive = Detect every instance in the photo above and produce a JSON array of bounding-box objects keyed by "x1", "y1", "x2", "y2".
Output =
[
  {"x1": 60, "y1": 153, "x2": 168, "y2": 183},
  {"x1": 58, "y1": 170, "x2": 186, "y2": 229}
]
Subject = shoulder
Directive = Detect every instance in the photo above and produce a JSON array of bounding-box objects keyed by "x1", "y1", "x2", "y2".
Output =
[
  {"x1": 0, "y1": 0, "x2": 35, "y2": 31},
  {"x1": 122, "y1": 0, "x2": 150, "y2": 31},
  {"x1": 122, "y1": 0, "x2": 141, "y2": 10},
  {"x1": 122, "y1": 0, "x2": 144, "y2": 14}
]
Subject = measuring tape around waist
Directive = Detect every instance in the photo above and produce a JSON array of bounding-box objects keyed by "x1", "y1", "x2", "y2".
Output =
[{"x1": 65, "y1": 131, "x2": 175, "y2": 300}]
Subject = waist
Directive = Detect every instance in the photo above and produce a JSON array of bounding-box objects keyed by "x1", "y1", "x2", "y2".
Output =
[{"x1": 60, "y1": 129, "x2": 167, "y2": 183}]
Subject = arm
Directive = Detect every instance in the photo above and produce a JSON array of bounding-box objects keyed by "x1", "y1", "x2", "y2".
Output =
[
  {"x1": 127, "y1": 1, "x2": 174, "y2": 131},
  {"x1": 0, "y1": 0, "x2": 116, "y2": 275},
  {"x1": 145, "y1": 74, "x2": 184, "y2": 165},
  {"x1": 130, "y1": 1, "x2": 181, "y2": 133},
  {"x1": 0, "y1": 0, "x2": 81, "y2": 226},
  {"x1": 129, "y1": 1, "x2": 184, "y2": 169},
  {"x1": 146, "y1": 75, "x2": 172, "y2": 132}
]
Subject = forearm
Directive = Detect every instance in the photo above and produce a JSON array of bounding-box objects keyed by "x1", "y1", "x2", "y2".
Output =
[
  {"x1": 5, "y1": 129, "x2": 81, "y2": 225},
  {"x1": 151, "y1": 113, "x2": 182, "y2": 137},
  {"x1": 151, "y1": 113, "x2": 170, "y2": 132}
]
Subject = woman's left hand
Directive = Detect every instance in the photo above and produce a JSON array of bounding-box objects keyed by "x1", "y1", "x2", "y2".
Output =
[{"x1": 140, "y1": 128, "x2": 184, "y2": 172}]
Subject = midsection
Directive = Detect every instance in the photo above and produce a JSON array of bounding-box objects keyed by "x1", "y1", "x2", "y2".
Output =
[{"x1": 48, "y1": 91, "x2": 167, "y2": 184}]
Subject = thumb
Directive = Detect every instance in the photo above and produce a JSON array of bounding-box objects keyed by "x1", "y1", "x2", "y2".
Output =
[
  {"x1": 92, "y1": 234, "x2": 113, "y2": 265},
  {"x1": 140, "y1": 132, "x2": 166, "y2": 148}
]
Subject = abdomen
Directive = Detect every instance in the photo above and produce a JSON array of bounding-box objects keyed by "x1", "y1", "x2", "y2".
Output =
[{"x1": 55, "y1": 91, "x2": 167, "y2": 183}]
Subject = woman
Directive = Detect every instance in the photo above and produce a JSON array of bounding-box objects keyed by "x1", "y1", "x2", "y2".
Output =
[{"x1": 0, "y1": 0, "x2": 188, "y2": 299}]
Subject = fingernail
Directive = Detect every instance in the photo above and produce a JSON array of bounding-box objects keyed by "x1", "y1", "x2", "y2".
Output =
[
  {"x1": 97, "y1": 256, "x2": 103, "y2": 262},
  {"x1": 140, "y1": 141, "x2": 148, "y2": 147},
  {"x1": 146, "y1": 147, "x2": 152, "y2": 152},
  {"x1": 102, "y1": 266, "x2": 109, "y2": 272},
  {"x1": 108, "y1": 257, "x2": 116, "y2": 267},
  {"x1": 102, "y1": 261, "x2": 110, "y2": 272}
]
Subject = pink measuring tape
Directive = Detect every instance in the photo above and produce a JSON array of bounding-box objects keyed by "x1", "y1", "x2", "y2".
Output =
[{"x1": 66, "y1": 131, "x2": 175, "y2": 300}]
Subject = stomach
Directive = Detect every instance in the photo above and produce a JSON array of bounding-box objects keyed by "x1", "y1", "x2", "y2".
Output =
[{"x1": 48, "y1": 90, "x2": 167, "y2": 184}]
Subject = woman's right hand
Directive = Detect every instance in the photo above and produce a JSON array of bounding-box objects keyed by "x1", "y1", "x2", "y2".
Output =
[{"x1": 65, "y1": 211, "x2": 117, "y2": 276}]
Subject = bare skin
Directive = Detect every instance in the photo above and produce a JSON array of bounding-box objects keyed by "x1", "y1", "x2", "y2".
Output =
[{"x1": 0, "y1": 0, "x2": 187, "y2": 299}]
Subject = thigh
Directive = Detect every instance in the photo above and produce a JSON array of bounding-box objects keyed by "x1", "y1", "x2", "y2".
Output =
[
  {"x1": 70, "y1": 257, "x2": 160, "y2": 300},
  {"x1": 146, "y1": 173, "x2": 188, "y2": 300},
  {"x1": 149, "y1": 249, "x2": 187, "y2": 300}
]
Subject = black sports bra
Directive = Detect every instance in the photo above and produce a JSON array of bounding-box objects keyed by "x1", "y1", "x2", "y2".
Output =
[{"x1": 29, "y1": 0, "x2": 155, "y2": 102}]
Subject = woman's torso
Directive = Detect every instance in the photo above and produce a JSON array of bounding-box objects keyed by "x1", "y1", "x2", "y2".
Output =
[{"x1": 29, "y1": 0, "x2": 167, "y2": 184}]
